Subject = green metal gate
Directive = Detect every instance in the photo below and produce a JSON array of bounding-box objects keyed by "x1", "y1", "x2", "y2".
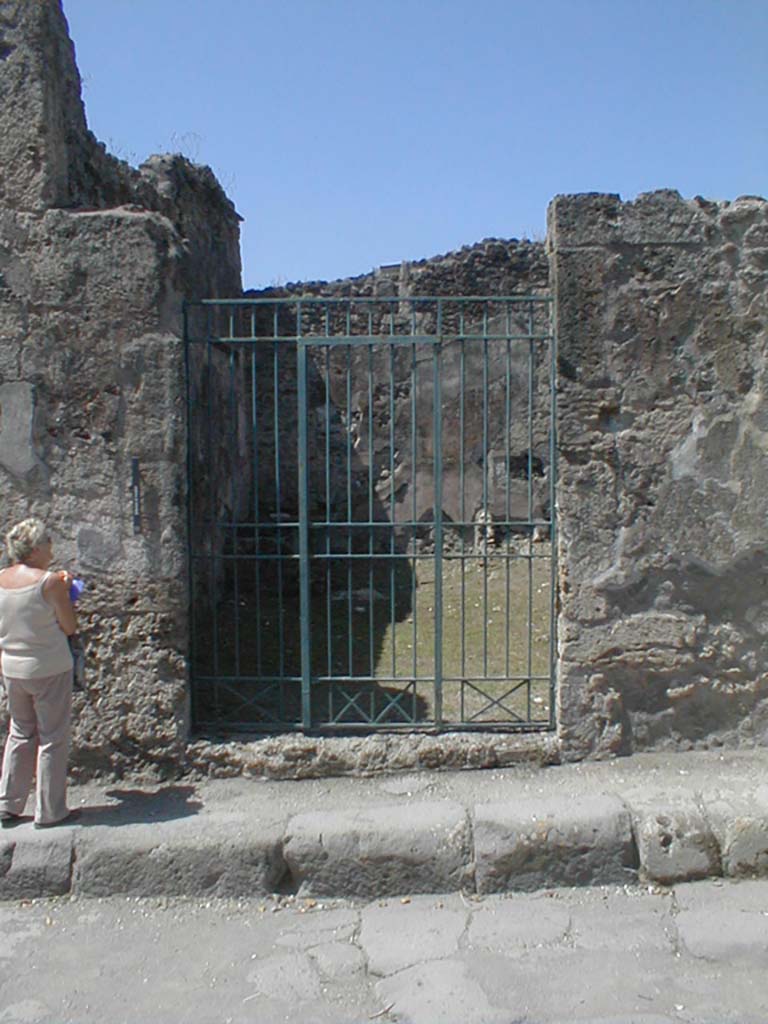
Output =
[{"x1": 184, "y1": 295, "x2": 556, "y2": 733}]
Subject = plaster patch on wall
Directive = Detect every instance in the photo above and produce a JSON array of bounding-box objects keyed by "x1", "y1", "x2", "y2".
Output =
[
  {"x1": 670, "y1": 412, "x2": 744, "y2": 496},
  {"x1": 0, "y1": 382, "x2": 45, "y2": 479},
  {"x1": 76, "y1": 527, "x2": 124, "y2": 570},
  {"x1": 670, "y1": 414, "x2": 705, "y2": 481}
]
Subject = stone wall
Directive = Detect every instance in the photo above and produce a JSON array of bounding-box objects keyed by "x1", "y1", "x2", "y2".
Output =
[
  {"x1": 245, "y1": 239, "x2": 552, "y2": 531},
  {"x1": 0, "y1": 0, "x2": 242, "y2": 776},
  {"x1": 550, "y1": 190, "x2": 768, "y2": 758},
  {"x1": 4, "y1": 0, "x2": 768, "y2": 779}
]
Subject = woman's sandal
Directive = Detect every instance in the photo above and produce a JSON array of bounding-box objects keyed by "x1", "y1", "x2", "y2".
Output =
[
  {"x1": 33, "y1": 809, "x2": 81, "y2": 829},
  {"x1": 0, "y1": 812, "x2": 25, "y2": 829}
]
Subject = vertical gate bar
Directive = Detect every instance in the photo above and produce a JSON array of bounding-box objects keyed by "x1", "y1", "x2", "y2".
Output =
[
  {"x1": 183, "y1": 302, "x2": 197, "y2": 724},
  {"x1": 482, "y1": 307, "x2": 489, "y2": 679},
  {"x1": 250, "y1": 344, "x2": 263, "y2": 680},
  {"x1": 389, "y1": 343, "x2": 396, "y2": 678},
  {"x1": 206, "y1": 308, "x2": 220, "y2": 689},
  {"x1": 272, "y1": 333, "x2": 285, "y2": 681},
  {"x1": 460, "y1": 322, "x2": 466, "y2": 687},
  {"x1": 229, "y1": 343, "x2": 241, "y2": 680},
  {"x1": 433, "y1": 310, "x2": 443, "y2": 727},
  {"x1": 346, "y1": 332, "x2": 353, "y2": 677},
  {"x1": 297, "y1": 335, "x2": 312, "y2": 729},
  {"x1": 505, "y1": 297, "x2": 514, "y2": 712},
  {"x1": 527, "y1": 301, "x2": 535, "y2": 521},
  {"x1": 367, "y1": 338, "x2": 375, "y2": 678},
  {"x1": 548, "y1": 302, "x2": 558, "y2": 727},
  {"x1": 505, "y1": 322, "x2": 512, "y2": 681},
  {"x1": 325, "y1": 341, "x2": 332, "y2": 680},
  {"x1": 527, "y1": 301, "x2": 535, "y2": 720},
  {"x1": 410, "y1": 336, "x2": 417, "y2": 682}
]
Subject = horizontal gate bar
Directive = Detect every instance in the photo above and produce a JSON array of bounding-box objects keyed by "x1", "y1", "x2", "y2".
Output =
[
  {"x1": 189, "y1": 552, "x2": 553, "y2": 564},
  {"x1": 185, "y1": 333, "x2": 554, "y2": 345},
  {"x1": 193, "y1": 674, "x2": 553, "y2": 685},
  {"x1": 300, "y1": 335, "x2": 440, "y2": 347},
  {"x1": 191, "y1": 518, "x2": 554, "y2": 529},
  {"x1": 189, "y1": 295, "x2": 553, "y2": 306}
]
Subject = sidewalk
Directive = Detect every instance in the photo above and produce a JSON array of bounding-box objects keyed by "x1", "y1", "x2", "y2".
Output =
[{"x1": 2, "y1": 748, "x2": 767, "y2": 901}]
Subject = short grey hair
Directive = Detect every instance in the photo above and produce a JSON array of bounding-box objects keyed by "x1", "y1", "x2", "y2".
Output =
[{"x1": 5, "y1": 518, "x2": 49, "y2": 563}]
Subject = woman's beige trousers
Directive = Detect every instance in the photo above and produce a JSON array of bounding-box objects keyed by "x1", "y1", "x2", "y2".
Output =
[{"x1": 0, "y1": 670, "x2": 72, "y2": 825}]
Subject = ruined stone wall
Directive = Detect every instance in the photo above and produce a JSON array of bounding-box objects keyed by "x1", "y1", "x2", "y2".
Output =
[
  {"x1": 550, "y1": 190, "x2": 768, "y2": 758},
  {"x1": 6, "y1": 0, "x2": 768, "y2": 779},
  {"x1": 0, "y1": 0, "x2": 242, "y2": 777},
  {"x1": 245, "y1": 239, "x2": 552, "y2": 532},
  {"x1": 251, "y1": 237, "x2": 548, "y2": 303}
]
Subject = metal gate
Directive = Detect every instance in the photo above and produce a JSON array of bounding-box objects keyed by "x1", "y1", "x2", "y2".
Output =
[{"x1": 184, "y1": 295, "x2": 556, "y2": 733}]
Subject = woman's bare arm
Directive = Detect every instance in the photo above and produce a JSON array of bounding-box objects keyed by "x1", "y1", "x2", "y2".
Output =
[{"x1": 43, "y1": 574, "x2": 78, "y2": 636}]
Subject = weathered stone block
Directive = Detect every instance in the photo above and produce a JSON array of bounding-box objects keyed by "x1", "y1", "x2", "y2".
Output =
[
  {"x1": 474, "y1": 794, "x2": 637, "y2": 893},
  {"x1": 0, "y1": 834, "x2": 73, "y2": 899},
  {"x1": 634, "y1": 804, "x2": 721, "y2": 884},
  {"x1": 283, "y1": 801, "x2": 472, "y2": 898},
  {"x1": 0, "y1": 838, "x2": 14, "y2": 878},
  {"x1": 704, "y1": 787, "x2": 768, "y2": 878},
  {"x1": 72, "y1": 825, "x2": 284, "y2": 897}
]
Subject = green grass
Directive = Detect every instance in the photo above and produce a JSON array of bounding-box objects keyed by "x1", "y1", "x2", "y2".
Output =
[{"x1": 194, "y1": 543, "x2": 554, "y2": 729}]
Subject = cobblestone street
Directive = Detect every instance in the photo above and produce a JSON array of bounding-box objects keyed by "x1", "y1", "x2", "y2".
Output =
[{"x1": 2, "y1": 879, "x2": 767, "y2": 1024}]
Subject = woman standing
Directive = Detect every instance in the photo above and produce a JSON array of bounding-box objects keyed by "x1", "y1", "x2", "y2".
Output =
[{"x1": 0, "y1": 518, "x2": 77, "y2": 828}]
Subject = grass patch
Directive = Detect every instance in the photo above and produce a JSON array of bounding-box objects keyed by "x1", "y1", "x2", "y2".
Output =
[{"x1": 193, "y1": 542, "x2": 554, "y2": 728}]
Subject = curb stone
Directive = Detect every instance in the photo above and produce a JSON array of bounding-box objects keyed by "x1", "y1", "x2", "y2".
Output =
[
  {"x1": 474, "y1": 794, "x2": 636, "y2": 894},
  {"x1": 633, "y1": 801, "x2": 721, "y2": 885},
  {"x1": 4, "y1": 751, "x2": 768, "y2": 901},
  {"x1": 701, "y1": 786, "x2": 768, "y2": 878},
  {"x1": 73, "y1": 824, "x2": 285, "y2": 897},
  {"x1": 0, "y1": 832, "x2": 73, "y2": 899},
  {"x1": 283, "y1": 800, "x2": 472, "y2": 899}
]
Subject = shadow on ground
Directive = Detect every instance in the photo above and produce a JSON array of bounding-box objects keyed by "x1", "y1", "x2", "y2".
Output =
[{"x1": 75, "y1": 785, "x2": 203, "y2": 827}]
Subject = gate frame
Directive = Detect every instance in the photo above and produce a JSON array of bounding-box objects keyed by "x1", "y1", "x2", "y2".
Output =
[{"x1": 184, "y1": 295, "x2": 558, "y2": 735}]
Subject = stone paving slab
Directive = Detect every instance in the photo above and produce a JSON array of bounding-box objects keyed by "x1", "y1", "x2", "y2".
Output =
[
  {"x1": 2, "y1": 881, "x2": 768, "y2": 1022},
  {"x1": 359, "y1": 895, "x2": 467, "y2": 975},
  {"x1": 673, "y1": 878, "x2": 768, "y2": 960},
  {"x1": 2, "y1": 749, "x2": 768, "y2": 900},
  {"x1": 467, "y1": 892, "x2": 571, "y2": 952}
]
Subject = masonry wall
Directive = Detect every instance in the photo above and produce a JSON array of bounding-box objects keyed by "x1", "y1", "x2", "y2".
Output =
[
  {"x1": 245, "y1": 239, "x2": 552, "y2": 529},
  {"x1": 5, "y1": 1, "x2": 768, "y2": 780},
  {"x1": 550, "y1": 190, "x2": 768, "y2": 758},
  {"x1": 0, "y1": 0, "x2": 242, "y2": 776}
]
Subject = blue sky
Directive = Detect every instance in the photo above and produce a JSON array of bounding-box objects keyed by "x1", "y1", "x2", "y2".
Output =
[{"x1": 63, "y1": 0, "x2": 767, "y2": 289}]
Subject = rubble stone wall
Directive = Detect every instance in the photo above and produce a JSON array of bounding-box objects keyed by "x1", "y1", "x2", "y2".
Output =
[
  {"x1": 245, "y1": 239, "x2": 551, "y2": 530},
  {"x1": 0, "y1": 0, "x2": 242, "y2": 776},
  {"x1": 3, "y1": 1, "x2": 768, "y2": 780},
  {"x1": 550, "y1": 190, "x2": 768, "y2": 759}
]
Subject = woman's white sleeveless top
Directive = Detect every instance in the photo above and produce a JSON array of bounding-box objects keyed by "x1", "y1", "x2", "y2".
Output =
[{"x1": 0, "y1": 572, "x2": 73, "y2": 678}]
